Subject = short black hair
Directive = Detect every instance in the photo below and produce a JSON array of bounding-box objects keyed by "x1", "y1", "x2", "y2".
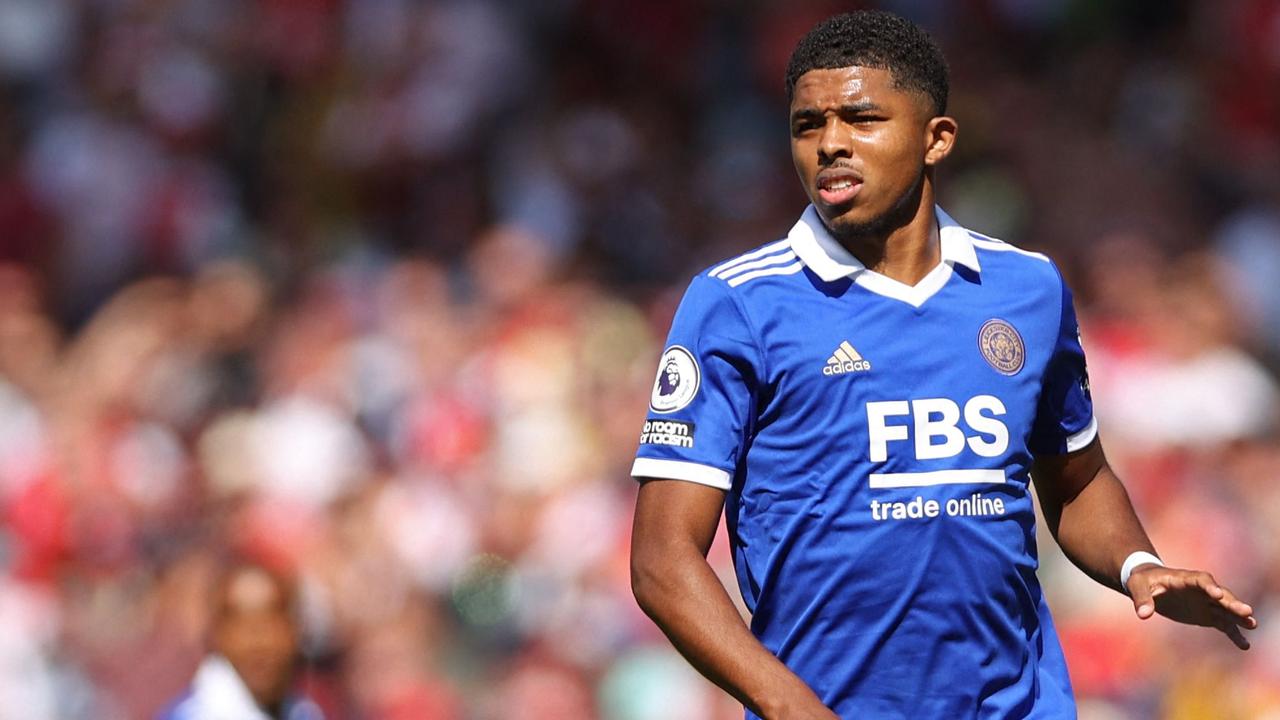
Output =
[{"x1": 785, "y1": 11, "x2": 949, "y2": 116}]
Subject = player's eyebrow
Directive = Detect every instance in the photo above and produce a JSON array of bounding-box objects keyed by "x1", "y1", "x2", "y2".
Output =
[
  {"x1": 790, "y1": 107, "x2": 824, "y2": 124},
  {"x1": 839, "y1": 101, "x2": 883, "y2": 115},
  {"x1": 791, "y1": 101, "x2": 884, "y2": 123}
]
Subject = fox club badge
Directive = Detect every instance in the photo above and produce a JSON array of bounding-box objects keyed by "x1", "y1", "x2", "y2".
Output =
[
  {"x1": 650, "y1": 345, "x2": 700, "y2": 413},
  {"x1": 978, "y1": 319, "x2": 1025, "y2": 376}
]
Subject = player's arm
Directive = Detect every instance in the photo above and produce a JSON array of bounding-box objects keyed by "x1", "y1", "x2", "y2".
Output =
[
  {"x1": 631, "y1": 478, "x2": 838, "y2": 720},
  {"x1": 1031, "y1": 437, "x2": 1258, "y2": 650}
]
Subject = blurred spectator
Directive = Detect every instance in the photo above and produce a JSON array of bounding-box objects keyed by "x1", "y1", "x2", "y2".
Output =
[{"x1": 158, "y1": 561, "x2": 322, "y2": 720}]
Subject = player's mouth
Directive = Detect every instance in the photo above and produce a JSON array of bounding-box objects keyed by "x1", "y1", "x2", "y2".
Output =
[{"x1": 816, "y1": 169, "x2": 863, "y2": 206}]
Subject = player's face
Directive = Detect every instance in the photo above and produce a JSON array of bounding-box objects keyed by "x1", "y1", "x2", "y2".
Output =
[
  {"x1": 789, "y1": 66, "x2": 945, "y2": 240},
  {"x1": 212, "y1": 567, "x2": 299, "y2": 709}
]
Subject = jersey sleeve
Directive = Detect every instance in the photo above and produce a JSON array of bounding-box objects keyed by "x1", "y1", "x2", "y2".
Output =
[
  {"x1": 1029, "y1": 270, "x2": 1097, "y2": 455},
  {"x1": 631, "y1": 274, "x2": 763, "y2": 490}
]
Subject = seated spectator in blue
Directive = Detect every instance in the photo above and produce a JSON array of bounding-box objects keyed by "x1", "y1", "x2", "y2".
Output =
[{"x1": 158, "y1": 561, "x2": 322, "y2": 720}]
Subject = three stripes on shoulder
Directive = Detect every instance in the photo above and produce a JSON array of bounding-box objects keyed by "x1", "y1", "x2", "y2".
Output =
[
  {"x1": 966, "y1": 231, "x2": 1050, "y2": 263},
  {"x1": 709, "y1": 240, "x2": 803, "y2": 287}
]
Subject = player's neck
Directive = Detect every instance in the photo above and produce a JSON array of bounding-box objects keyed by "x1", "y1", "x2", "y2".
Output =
[{"x1": 836, "y1": 191, "x2": 940, "y2": 287}]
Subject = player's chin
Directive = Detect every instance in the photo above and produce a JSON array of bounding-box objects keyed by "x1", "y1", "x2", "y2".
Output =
[
  {"x1": 812, "y1": 195, "x2": 860, "y2": 225},
  {"x1": 819, "y1": 203, "x2": 876, "y2": 235}
]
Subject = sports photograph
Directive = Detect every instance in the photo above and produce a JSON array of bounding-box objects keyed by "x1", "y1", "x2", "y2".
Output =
[{"x1": 0, "y1": 1, "x2": 1276, "y2": 718}]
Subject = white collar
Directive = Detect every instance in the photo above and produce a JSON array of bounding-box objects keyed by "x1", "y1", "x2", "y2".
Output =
[
  {"x1": 181, "y1": 655, "x2": 275, "y2": 720},
  {"x1": 787, "y1": 205, "x2": 980, "y2": 307}
]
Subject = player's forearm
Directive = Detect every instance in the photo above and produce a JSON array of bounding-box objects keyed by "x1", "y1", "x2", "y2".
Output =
[
  {"x1": 1050, "y1": 465, "x2": 1157, "y2": 594},
  {"x1": 631, "y1": 544, "x2": 832, "y2": 718}
]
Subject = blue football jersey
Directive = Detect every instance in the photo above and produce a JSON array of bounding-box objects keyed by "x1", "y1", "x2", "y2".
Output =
[{"x1": 633, "y1": 206, "x2": 1094, "y2": 718}]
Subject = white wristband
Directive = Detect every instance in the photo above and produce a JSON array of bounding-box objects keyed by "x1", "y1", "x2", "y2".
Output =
[{"x1": 1120, "y1": 551, "x2": 1164, "y2": 589}]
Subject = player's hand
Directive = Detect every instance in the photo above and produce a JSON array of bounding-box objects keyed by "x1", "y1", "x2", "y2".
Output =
[{"x1": 1127, "y1": 565, "x2": 1258, "y2": 650}]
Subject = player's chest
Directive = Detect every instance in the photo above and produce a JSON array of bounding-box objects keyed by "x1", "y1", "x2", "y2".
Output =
[{"x1": 753, "y1": 288, "x2": 1051, "y2": 441}]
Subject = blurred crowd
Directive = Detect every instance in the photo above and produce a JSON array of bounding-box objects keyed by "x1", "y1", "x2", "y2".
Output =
[{"x1": 0, "y1": 0, "x2": 1278, "y2": 718}]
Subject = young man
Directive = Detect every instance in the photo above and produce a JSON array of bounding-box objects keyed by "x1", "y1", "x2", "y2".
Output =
[
  {"x1": 629, "y1": 11, "x2": 1256, "y2": 719},
  {"x1": 158, "y1": 562, "x2": 322, "y2": 720}
]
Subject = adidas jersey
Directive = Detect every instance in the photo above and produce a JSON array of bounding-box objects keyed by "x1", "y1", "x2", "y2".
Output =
[{"x1": 632, "y1": 206, "x2": 1094, "y2": 719}]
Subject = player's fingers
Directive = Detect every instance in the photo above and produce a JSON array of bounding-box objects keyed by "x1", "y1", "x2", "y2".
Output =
[
  {"x1": 1214, "y1": 604, "x2": 1259, "y2": 630},
  {"x1": 1208, "y1": 603, "x2": 1256, "y2": 629},
  {"x1": 1130, "y1": 579, "x2": 1158, "y2": 619},
  {"x1": 1160, "y1": 571, "x2": 1203, "y2": 593},
  {"x1": 1192, "y1": 571, "x2": 1225, "y2": 599},
  {"x1": 1212, "y1": 586, "x2": 1254, "y2": 619},
  {"x1": 1222, "y1": 621, "x2": 1251, "y2": 651}
]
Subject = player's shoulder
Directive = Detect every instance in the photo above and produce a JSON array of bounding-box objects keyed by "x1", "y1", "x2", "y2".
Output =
[
  {"x1": 697, "y1": 236, "x2": 804, "y2": 290},
  {"x1": 966, "y1": 227, "x2": 1052, "y2": 265},
  {"x1": 962, "y1": 225, "x2": 1063, "y2": 289}
]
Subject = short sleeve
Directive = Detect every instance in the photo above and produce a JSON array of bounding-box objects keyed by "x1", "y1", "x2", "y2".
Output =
[
  {"x1": 1029, "y1": 270, "x2": 1097, "y2": 455},
  {"x1": 632, "y1": 274, "x2": 763, "y2": 489}
]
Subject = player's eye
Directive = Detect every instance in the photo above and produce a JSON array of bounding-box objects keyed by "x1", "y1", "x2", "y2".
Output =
[{"x1": 792, "y1": 119, "x2": 823, "y2": 135}]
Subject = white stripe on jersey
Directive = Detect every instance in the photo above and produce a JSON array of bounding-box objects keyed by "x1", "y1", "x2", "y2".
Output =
[
  {"x1": 715, "y1": 250, "x2": 798, "y2": 280},
  {"x1": 726, "y1": 261, "x2": 805, "y2": 287},
  {"x1": 968, "y1": 236, "x2": 1050, "y2": 263},
  {"x1": 709, "y1": 239, "x2": 791, "y2": 278},
  {"x1": 869, "y1": 469, "x2": 1006, "y2": 489},
  {"x1": 1065, "y1": 416, "x2": 1098, "y2": 452},
  {"x1": 631, "y1": 457, "x2": 732, "y2": 489}
]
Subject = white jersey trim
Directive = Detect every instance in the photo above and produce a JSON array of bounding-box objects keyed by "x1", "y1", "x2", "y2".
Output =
[
  {"x1": 869, "y1": 469, "x2": 1006, "y2": 489},
  {"x1": 852, "y1": 262, "x2": 955, "y2": 309},
  {"x1": 787, "y1": 205, "x2": 981, "y2": 306},
  {"x1": 709, "y1": 239, "x2": 791, "y2": 278},
  {"x1": 968, "y1": 237, "x2": 1051, "y2": 263},
  {"x1": 715, "y1": 250, "x2": 798, "y2": 280},
  {"x1": 632, "y1": 457, "x2": 732, "y2": 490},
  {"x1": 1065, "y1": 415, "x2": 1099, "y2": 452},
  {"x1": 726, "y1": 260, "x2": 805, "y2": 287}
]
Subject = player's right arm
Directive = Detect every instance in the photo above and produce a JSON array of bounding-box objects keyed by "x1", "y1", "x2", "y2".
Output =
[
  {"x1": 629, "y1": 272, "x2": 836, "y2": 720},
  {"x1": 631, "y1": 478, "x2": 837, "y2": 720}
]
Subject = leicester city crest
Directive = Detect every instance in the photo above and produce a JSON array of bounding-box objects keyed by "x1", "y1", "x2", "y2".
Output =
[
  {"x1": 978, "y1": 319, "x2": 1025, "y2": 376},
  {"x1": 650, "y1": 345, "x2": 700, "y2": 413}
]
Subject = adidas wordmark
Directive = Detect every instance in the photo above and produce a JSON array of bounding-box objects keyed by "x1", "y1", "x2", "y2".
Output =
[{"x1": 823, "y1": 341, "x2": 871, "y2": 375}]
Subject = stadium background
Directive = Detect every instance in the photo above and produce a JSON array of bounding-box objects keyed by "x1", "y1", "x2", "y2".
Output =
[{"x1": 0, "y1": 0, "x2": 1277, "y2": 717}]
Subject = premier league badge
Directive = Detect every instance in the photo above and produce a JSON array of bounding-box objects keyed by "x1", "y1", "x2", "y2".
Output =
[
  {"x1": 650, "y1": 345, "x2": 701, "y2": 413},
  {"x1": 978, "y1": 319, "x2": 1025, "y2": 375}
]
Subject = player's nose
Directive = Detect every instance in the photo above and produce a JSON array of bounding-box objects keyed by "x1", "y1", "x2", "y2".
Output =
[{"x1": 817, "y1": 120, "x2": 851, "y2": 163}]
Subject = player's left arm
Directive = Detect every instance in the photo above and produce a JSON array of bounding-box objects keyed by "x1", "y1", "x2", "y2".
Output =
[{"x1": 1031, "y1": 438, "x2": 1258, "y2": 650}]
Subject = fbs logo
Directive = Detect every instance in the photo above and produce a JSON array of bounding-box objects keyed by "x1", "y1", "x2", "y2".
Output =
[{"x1": 823, "y1": 340, "x2": 871, "y2": 375}]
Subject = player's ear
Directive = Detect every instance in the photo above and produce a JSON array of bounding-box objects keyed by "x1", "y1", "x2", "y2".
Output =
[{"x1": 923, "y1": 115, "x2": 957, "y2": 167}]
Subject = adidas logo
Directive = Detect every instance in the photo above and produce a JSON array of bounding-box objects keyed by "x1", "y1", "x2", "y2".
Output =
[{"x1": 823, "y1": 341, "x2": 871, "y2": 375}]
